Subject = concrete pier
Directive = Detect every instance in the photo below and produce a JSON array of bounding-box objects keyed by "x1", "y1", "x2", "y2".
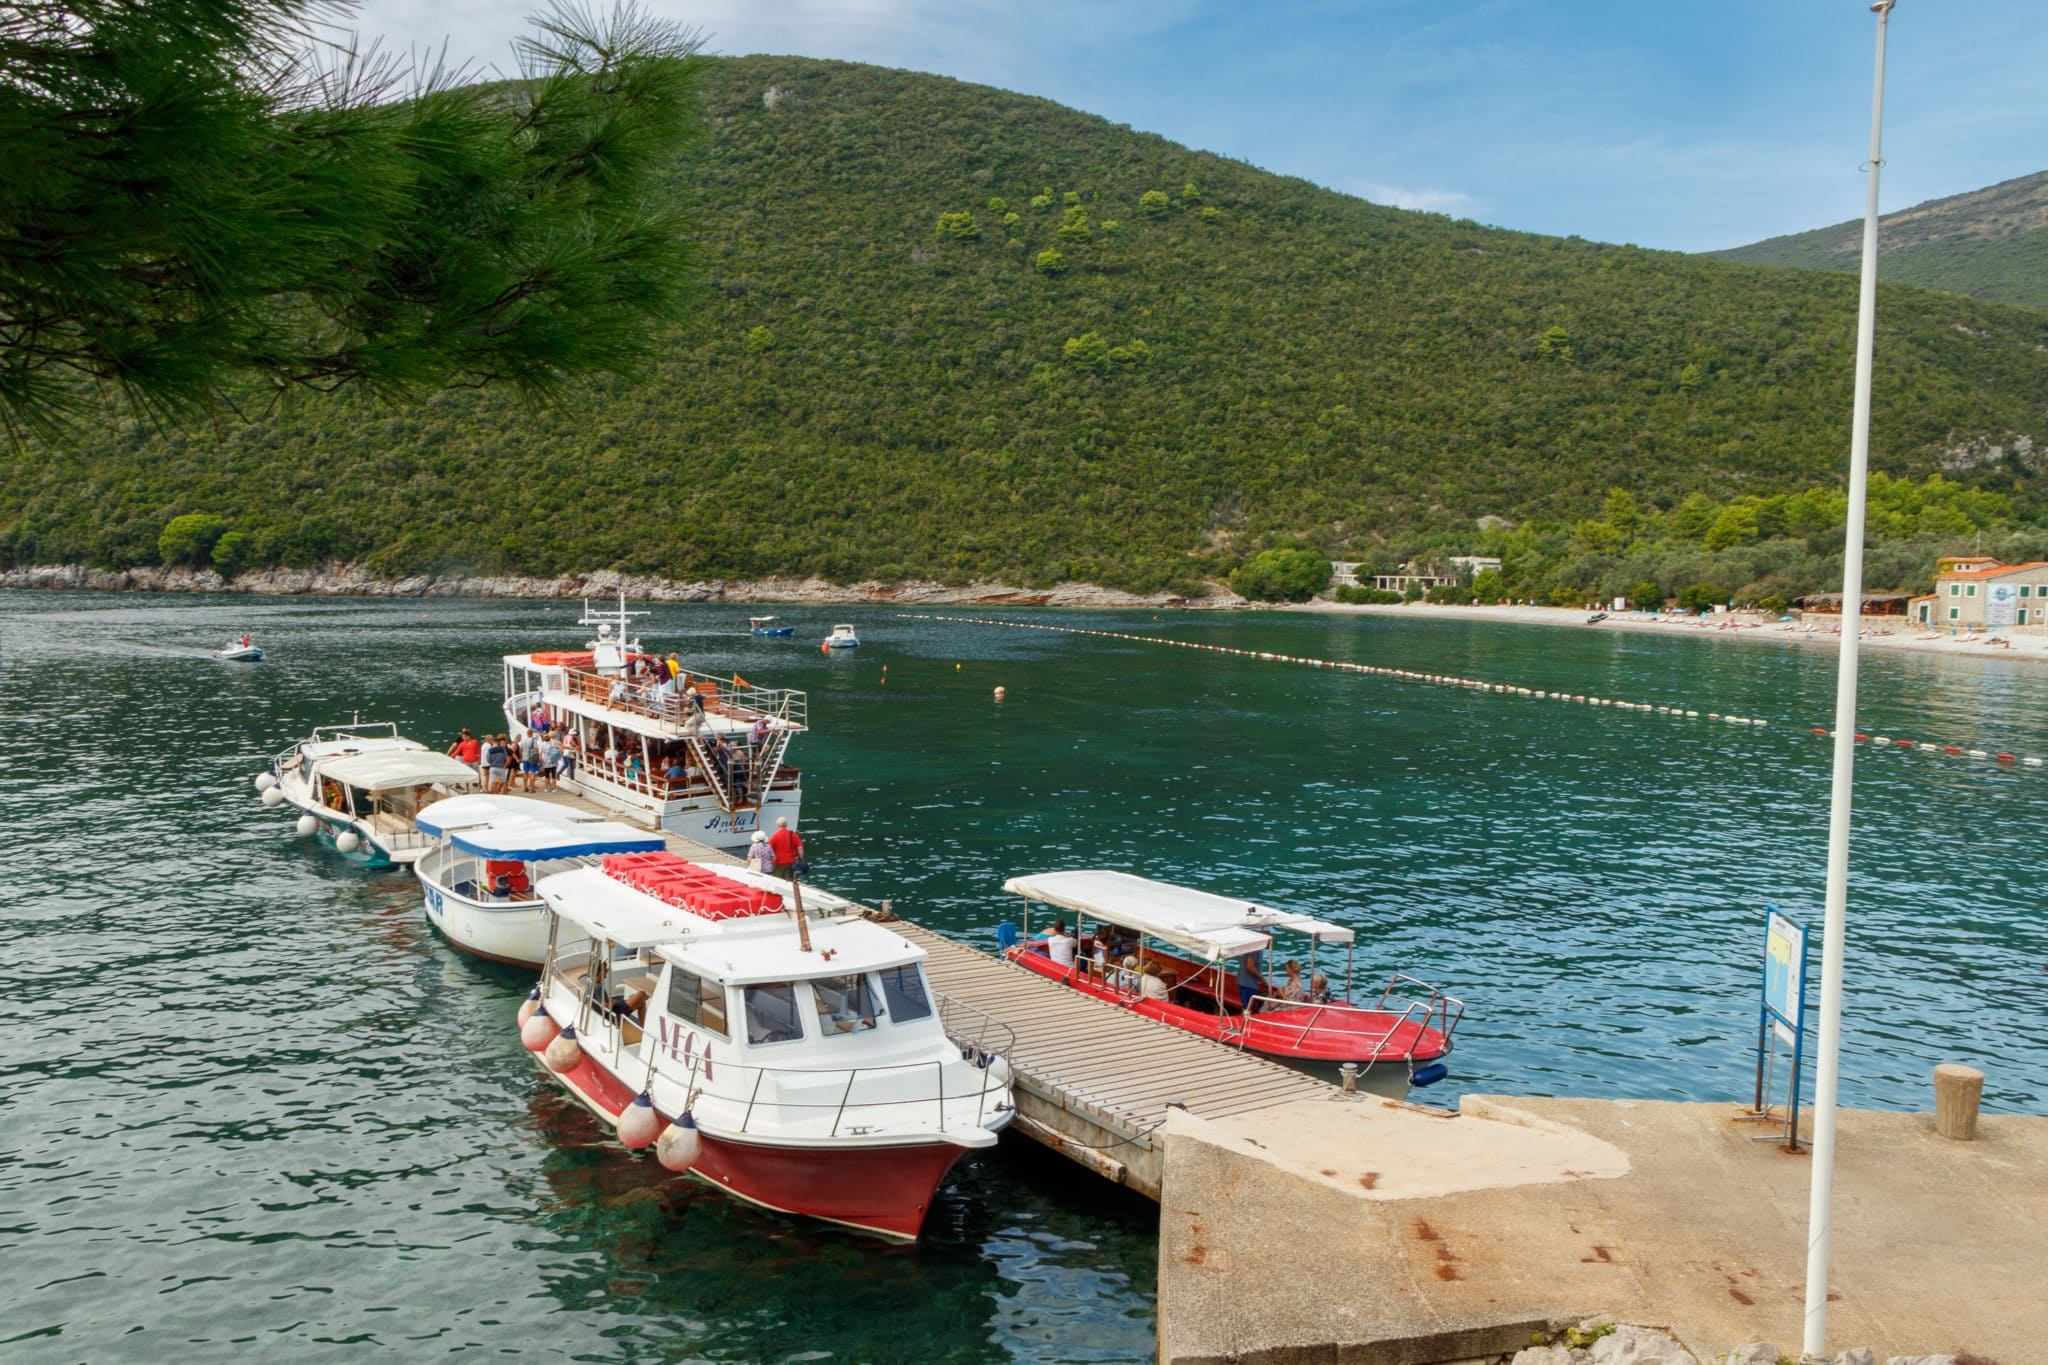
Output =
[{"x1": 1158, "y1": 1094, "x2": 2047, "y2": 1364}]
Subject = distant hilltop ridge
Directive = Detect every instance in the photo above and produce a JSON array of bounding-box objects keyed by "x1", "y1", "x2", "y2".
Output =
[
  {"x1": 1712, "y1": 168, "x2": 2048, "y2": 311},
  {"x1": 5, "y1": 56, "x2": 2046, "y2": 597}
]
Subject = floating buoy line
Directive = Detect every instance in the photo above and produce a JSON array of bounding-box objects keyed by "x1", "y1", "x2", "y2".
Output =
[{"x1": 900, "y1": 613, "x2": 2048, "y2": 772}]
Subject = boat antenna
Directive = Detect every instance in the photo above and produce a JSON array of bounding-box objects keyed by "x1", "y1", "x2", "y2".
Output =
[{"x1": 788, "y1": 864, "x2": 814, "y2": 953}]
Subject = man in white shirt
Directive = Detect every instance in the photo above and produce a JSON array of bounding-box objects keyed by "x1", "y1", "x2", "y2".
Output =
[{"x1": 1045, "y1": 921, "x2": 1077, "y2": 969}]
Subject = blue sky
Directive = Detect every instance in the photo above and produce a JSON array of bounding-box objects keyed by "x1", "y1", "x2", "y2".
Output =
[{"x1": 355, "y1": 0, "x2": 2047, "y2": 252}]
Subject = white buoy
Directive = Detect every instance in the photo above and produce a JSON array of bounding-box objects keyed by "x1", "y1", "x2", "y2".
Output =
[
  {"x1": 656, "y1": 1113, "x2": 701, "y2": 1172},
  {"x1": 335, "y1": 830, "x2": 361, "y2": 854},
  {"x1": 1967, "y1": 749, "x2": 1989, "y2": 759},
  {"x1": 295, "y1": 814, "x2": 318, "y2": 836},
  {"x1": 993, "y1": 686, "x2": 1006, "y2": 701},
  {"x1": 254, "y1": 772, "x2": 277, "y2": 792},
  {"x1": 260, "y1": 786, "x2": 286, "y2": 807},
  {"x1": 617, "y1": 1092, "x2": 662, "y2": 1150},
  {"x1": 517, "y1": 989, "x2": 541, "y2": 1027},
  {"x1": 521, "y1": 1005, "x2": 558, "y2": 1052},
  {"x1": 544, "y1": 1025, "x2": 583, "y2": 1073}
]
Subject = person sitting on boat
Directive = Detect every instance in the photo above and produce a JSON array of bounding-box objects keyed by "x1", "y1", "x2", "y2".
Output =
[
  {"x1": 1139, "y1": 964, "x2": 1170, "y2": 1001},
  {"x1": 1041, "y1": 920, "x2": 1077, "y2": 970},
  {"x1": 1277, "y1": 960, "x2": 1308, "y2": 1003},
  {"x1": 622, "y1": 751, "x2": 645, "y2": 781},
  {"x1": 1117, "y1": 955, "x2": 1141, "y2": 993},
  {"x1": 531, "y1": 704, "x2": 551, "y2": 734},
  {"x1": 1308, "y1": 972, "x2": 1332, "y2": 1004},
  {"x1": 662, "y1": 756, "x2": 689, "y2": 783},
  {"x1": 607, "y1": 677, "x2": 629, "y2": 707}
]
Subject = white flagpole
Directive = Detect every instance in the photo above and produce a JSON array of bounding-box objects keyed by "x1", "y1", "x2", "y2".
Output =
[{"x1": 1803, "y1": 3, "x2": 1894, "y2": 1358}]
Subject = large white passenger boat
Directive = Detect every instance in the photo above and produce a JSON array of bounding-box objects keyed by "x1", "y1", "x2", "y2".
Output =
[
  {"x1": 413, "y1": 795, "x2": 667, "y2": 968},
  {"x1": 522, "y1": 850, "x2": 1015, "y2": 1240},
  {"x1": 502, "y1": 597, "x2": 805, "y2": 850},
  {"x1": 257, "y1": 721, "x2": 476, "y2": 867}
]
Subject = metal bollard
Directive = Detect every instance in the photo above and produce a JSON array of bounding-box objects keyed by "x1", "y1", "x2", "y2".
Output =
[{"x1": 1339, "y1": 1063, "x2": 1359, "y2": 1093}]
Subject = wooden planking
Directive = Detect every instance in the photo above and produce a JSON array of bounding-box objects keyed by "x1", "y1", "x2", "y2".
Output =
[{"x1": 510, "y1": 789, "x2": 1333, "y2": 1144}]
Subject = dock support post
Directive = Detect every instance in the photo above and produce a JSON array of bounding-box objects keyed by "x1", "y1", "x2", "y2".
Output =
[{"x1": 1934, "y1": 1064, "x2": 1983, "y2": 1141}]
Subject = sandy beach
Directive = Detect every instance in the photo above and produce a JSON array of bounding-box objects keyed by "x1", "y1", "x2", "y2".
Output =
[{"x1": 1296, "y1": 599, "x2": 2048, "y2": 664}]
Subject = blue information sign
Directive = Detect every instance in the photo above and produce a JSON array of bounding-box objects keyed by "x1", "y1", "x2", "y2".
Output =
[{"x1": 1751, "y1": 904, "x2": 1810, "y2": 1149}]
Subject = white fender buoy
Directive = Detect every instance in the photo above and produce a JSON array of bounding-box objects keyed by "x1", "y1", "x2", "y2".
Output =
[
  {"x1": 543, "y1": 1025, "x2": 583, "y2": 1073},
  {"x1": 617, "y1": 1092, "x2": 662, "y2": 1150},
  {"x1": 517, "y1": 989, "x2": 542, "y2": 1027},
  {"x1": 254, "y1": 772, "x2": 277, "y2": 792},
  {"x1": 520, "y1": 1004, "x2": 558, "y2": 1052},
  {"x1": 656, "y1": 1112, "x2": 701, "y2": 1172},
  {"x1": 1967, "y1": 749, "x2": 1989, "y2": 759},
  {"x1": 295, "y1": 814, "x2": 318, "y2": 837},
  {"x1": 334, "y1": 830, "x2": 361, "y2": 854},
  {"x1": 260, "y1": 786, "x2": 286, "y2": 807}
]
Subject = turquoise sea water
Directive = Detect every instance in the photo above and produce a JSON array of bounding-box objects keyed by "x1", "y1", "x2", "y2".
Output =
[{"x1": 5, "y1": 592, "x2": 2045, "y2": 1361}]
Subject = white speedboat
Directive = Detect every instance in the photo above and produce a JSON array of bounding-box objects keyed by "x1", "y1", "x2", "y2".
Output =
[
  {"x1": 522, "y1": 851, "x2": 1015, "y2": 1240},
  {"x1": 217, "y1": 635, "x2": 264, "y2": 662},
  {"x1": 412, "y1": 794, "x2": 665, "y2": 968},
  {"x1": 256, "y1": 721, "x2": 476, "y2": 867},
  {"x1": 823, "y1": 623, "x2": 860, "y2": 649},
  {"x1": 501, "y1": 595, "x2": 805, "y2": 849}
]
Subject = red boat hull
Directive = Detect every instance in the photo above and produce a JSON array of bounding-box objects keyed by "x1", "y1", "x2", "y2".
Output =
[
  {"x1": 538, "y1": 1047, "x2": 970, "y2": 1240},
  {"x1": 1005, "y1": 945, "x2": 1450, "y2": 1065}
]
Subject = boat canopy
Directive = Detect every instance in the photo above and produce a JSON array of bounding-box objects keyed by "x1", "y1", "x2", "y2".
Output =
[
  {"x1": 537, "y1": 866, "x2": 704, "y2": 949},
  {"x1": 679, "y1": 919, "x2": 924, "y2": 987},
  {"x1": 1002, "y1": 869, "x2": 1356, "y2": 962},
  {"x1": 447, "y1": 816, "x2": 662, "y2": 863},
  {"x1": 319, "y1": 749, "x2": 479, "y2": 792},
  {"x1": 416, "y1": 794, "x2": 609, "y2": 837}
]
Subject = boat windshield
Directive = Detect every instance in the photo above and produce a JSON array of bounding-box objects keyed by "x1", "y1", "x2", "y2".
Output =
[
  {"x1": 812, "y1": 974, "x2": 880, "y2": 1035},
  {"x1": 876, "y1": 964, "x2": 933, "y2": 1024},
  {"x1": 742, "y1": 982, "x2": 805, "y2": 1045}
]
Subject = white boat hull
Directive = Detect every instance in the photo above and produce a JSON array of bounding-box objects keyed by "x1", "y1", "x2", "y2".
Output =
[
  {"x1": 420, "y1": 877, "x2": 547, "y2": 968},
  {"x1": 217, "y1": 646, "x2": 264, "y2": 662}
]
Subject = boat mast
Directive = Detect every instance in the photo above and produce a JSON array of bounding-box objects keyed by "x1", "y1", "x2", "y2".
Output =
[{"x1": 1804, "y1": 5, "x2": 1893, "y2": 1358}]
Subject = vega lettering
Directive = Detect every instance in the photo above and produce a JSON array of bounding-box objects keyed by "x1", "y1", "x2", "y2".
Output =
[{"x1": 656, "y1": 1017, "x2": 713, "y2": 1078}]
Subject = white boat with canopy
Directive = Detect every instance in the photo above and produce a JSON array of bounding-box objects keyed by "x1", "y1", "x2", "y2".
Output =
[
  {"x1": 501, "y1": 594, "x2": 806, "y2": 849},
  {"x1": 412, "y1": 795, "x2": 666, "y2": 968},
  {"x1": 520, "y1": 851, "x2": 1014, "y2": 1239},
  {"x1": 256, "y1": 721, "x2": 476, "y2": 867},
  {"x1": 1001, "y1": 870, "x2": 1463, "y2": 1094}
]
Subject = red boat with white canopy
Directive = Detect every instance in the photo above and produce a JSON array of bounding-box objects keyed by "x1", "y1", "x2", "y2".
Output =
[
  {"x1": 1001, "y1": 870, "x2": 1463, "y2": 1096},
  {"x1": 522, "y1": 851, "x2": 1014, "y2": 1240}
]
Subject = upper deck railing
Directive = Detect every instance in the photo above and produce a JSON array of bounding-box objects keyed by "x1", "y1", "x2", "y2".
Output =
[{"x1": 559, "y1": 665, "x2": 807, "y2": 735}]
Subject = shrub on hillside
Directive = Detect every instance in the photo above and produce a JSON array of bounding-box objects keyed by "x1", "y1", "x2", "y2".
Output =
[
  {"x1": 1230, "y1": 548, "x2": 1332, "y2": 602},
  {"x1": 1333, "y1": 585, "x2": 1401, "y2": 604},
  {"x1": 159, "y1": 513, "x2": 230, "y2": 567},
  {"x1": 1677, "y1": 582, "x2": 1730, "y2": 613}
]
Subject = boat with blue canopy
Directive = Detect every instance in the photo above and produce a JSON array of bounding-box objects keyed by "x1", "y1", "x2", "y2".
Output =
[{"x1": 413, "y1": 795, "x2": 666, "y2": 967}]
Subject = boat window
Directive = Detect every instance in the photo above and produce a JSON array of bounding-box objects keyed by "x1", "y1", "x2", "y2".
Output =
[
  {"x1": 665, "y1": 968, "x2": 729, "y2": 1039},
  {"x1": 742, "y1": 982, "x2": 804, "y2": 1045},
  {"x1": 811, "y1": 974, "x2": 881, "y2": 1035},
  {"x1": 877, "y1": 964, "x2": 933, "y2": 1024}
]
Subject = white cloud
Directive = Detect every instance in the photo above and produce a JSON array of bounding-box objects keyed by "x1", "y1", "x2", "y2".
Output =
[{"x1": 1354, "y1": 182, "x2": 1476, "y2": 216}]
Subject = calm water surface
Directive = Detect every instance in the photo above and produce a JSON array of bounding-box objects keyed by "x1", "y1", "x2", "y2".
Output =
[{"x1": 4, "y1": 593, "x2": 2045, "y2": 1361}]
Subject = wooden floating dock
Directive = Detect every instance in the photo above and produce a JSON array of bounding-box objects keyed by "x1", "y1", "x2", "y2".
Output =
[{"x1": 498, "y1": 786, "x2": 1339, "y2": 1198}]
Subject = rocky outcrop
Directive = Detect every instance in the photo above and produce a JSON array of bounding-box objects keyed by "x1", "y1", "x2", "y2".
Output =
[{"x1": 0, "y1": 562, "x2": 1242, "y2": 609}]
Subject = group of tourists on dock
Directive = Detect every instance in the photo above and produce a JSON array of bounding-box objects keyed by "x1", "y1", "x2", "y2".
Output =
[{"x1": 445, "y1": 725, "x2": 572, "y2": 795}]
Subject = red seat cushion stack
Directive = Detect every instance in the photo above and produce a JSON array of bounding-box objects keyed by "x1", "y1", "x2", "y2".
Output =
[{"x1": 601, "y1": 851, "x2": 783, "y2": 919}]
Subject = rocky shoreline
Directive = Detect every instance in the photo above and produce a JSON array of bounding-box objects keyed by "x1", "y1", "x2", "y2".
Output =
[{"x1": 0, "y1": 562, "x2": 1242, "y2": 610}]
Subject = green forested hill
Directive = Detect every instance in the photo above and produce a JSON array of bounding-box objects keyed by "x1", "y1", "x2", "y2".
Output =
[
  {"x1": 6, "y1": 56, "x2": 2048, "y2": 595},
  {"x1": 1713, "y1": 171, "x2": 2048, "y2": 312}
]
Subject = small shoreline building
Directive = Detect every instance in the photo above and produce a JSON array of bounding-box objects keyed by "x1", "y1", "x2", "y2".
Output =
[{"x1": 1919, "y1": 560, "x2": 2048, "y2": 630}]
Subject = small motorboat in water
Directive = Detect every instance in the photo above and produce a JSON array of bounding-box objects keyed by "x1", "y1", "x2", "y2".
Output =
[
  {"x1": 749, "y1": 616, "x2": 795, "y2": 637},
  {"x1": 256, "y1": 720, "x2": 478, "y2": 866},
  {"x1": 823, "y1": 623, "x2": 860, "y2": 649},
  {"x1": 1000, "y1": 870, "x2": 1462, "y2": 1096},
  {"x1": 524, "y1": 850, "x2": 1014, "y2": 1239},
  {"x1": 217, "y1": 634, "x2": 264, "y2": 662}
]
